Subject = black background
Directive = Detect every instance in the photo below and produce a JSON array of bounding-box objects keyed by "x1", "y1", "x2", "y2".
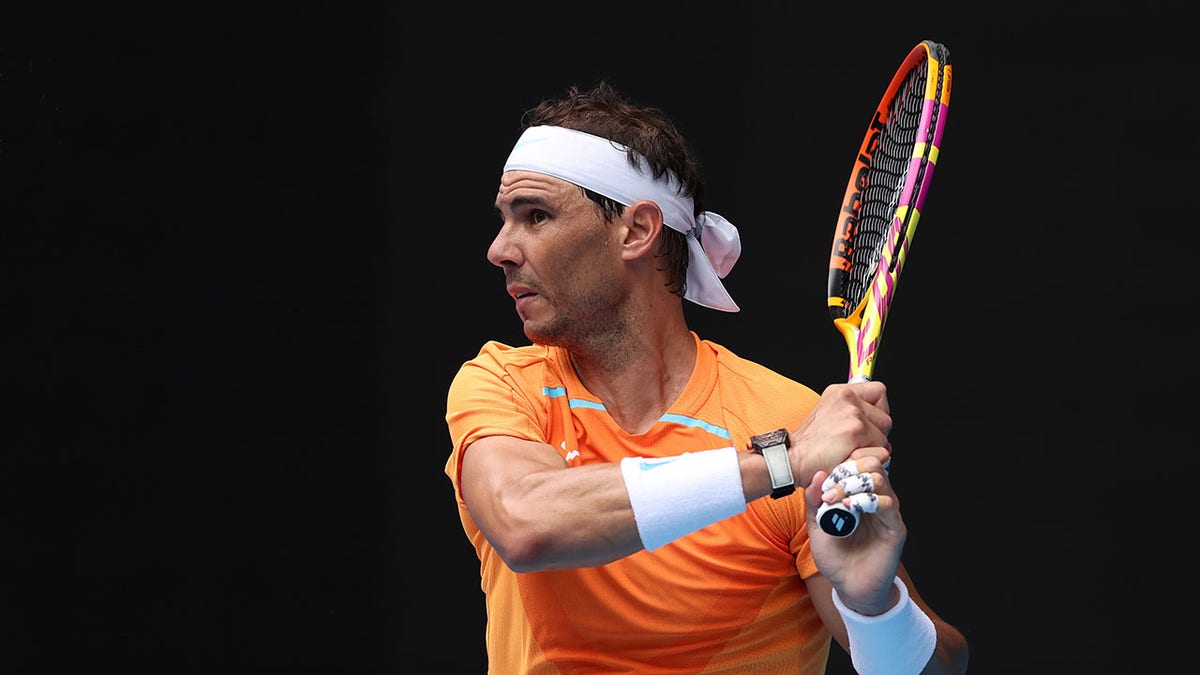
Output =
[{"x1": 6, "y1": 2, "x2": 1196, "y2": 673}]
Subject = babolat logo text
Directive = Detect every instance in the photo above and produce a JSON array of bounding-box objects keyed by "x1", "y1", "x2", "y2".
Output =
[{"x1": 834, "y1": 111, "x2": 887, "y2": 272}]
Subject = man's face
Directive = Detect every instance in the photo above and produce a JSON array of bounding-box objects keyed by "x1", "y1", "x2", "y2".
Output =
[{"x1": 490, "y1": 171, "x2": 627, "y2": 346}]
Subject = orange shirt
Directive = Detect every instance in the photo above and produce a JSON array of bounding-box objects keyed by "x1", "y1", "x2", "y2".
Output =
[{"x1": 445, "y1": 333, "x2": 828, "y2": 673}]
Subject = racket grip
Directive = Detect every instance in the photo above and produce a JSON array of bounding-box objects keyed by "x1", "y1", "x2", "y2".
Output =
[
  {"x1": 816, "y1": 502, "x2": 859, "y2": 537},
  {"x1": 829, "y1": 377, "x2": 880, "y2": 535}
]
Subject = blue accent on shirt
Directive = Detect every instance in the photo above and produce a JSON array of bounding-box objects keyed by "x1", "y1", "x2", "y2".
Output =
[{"x1": 541, "y1": 387, "x2": 730, "y2": 440}]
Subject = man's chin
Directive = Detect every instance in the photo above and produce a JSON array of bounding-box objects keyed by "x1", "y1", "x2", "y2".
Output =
[{"x1": 522, "y1": 323, "x2": 563, "y2": 347}]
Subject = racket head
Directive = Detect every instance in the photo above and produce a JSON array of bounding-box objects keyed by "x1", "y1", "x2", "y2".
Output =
[{"x1": 827, "y1": 40, "x2": 952, "y2": 382}]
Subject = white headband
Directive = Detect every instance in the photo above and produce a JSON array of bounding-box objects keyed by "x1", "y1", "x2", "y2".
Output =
[{"x1": 503, "y1": 125, "x2": 741, "y2": 312}]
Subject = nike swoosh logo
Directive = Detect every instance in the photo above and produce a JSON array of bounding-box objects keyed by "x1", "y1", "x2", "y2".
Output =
[{"x1": 639, "y1": 459, "x2": 674, "y2": 471}]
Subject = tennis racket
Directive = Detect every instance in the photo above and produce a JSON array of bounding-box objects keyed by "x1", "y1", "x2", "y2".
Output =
[{"x1": 816, "y1": 39, "x2": 952, "y2": 538}]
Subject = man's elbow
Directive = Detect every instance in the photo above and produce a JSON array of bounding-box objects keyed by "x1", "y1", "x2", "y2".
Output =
[{"x1": 491, "y1": 529, "x2": 557, "y2": 573}]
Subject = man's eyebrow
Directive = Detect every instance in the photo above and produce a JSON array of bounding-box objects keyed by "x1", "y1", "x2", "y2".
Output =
[{"x1": 496, "y1": 195, "x2": 550, "y2": 212}]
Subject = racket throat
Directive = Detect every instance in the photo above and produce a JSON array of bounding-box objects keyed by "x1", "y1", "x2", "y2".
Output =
[{"x1": 833, "y1": 318, "x2": 876, "y2": 381}]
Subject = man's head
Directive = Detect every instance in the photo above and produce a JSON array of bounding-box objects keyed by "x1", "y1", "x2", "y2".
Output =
[{"x1": 502, "y1": 81, "x2": 741, "y2": 314}]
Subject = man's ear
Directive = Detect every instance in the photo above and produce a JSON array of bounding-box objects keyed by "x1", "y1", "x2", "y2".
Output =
[{"x1": 621, "y1": 200, "x2": 664, "y2": 261}]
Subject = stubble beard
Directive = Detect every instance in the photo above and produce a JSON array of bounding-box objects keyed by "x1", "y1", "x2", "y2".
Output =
[{"x1": 524, "y1": 285, "x2": 628, "y2": 358}]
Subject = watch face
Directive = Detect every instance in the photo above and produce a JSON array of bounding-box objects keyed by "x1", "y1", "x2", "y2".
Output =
[{"x1": 753, "y1": 428, "x2": 789, "y2": 449}]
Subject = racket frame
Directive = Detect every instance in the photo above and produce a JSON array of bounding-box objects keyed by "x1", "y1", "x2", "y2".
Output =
[{"x1": 828, "y1": 40, "x2": 952, "y2": 383}]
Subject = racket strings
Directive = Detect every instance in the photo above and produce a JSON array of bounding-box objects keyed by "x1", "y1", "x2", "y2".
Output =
[{"x1": 838, "y1": 56, "x2": 933, "y2": 313}]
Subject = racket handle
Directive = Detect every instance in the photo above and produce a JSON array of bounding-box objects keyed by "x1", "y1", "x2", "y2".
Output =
[
  {"x1": 825, "y1": 375, "x2": 878, "y2": 536},
  {"x1": 816, "y1": 502, "x2": 859, "y2": 537}
]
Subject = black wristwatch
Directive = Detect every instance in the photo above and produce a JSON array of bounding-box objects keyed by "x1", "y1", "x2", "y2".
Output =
[{"x1": 749, "y1": 428, "x2": 795, "y2": 499}]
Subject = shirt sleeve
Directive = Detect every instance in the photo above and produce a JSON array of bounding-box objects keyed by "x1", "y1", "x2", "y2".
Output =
[{"x1": 444, "y1": 343, "x2": 546, "y2": 493}]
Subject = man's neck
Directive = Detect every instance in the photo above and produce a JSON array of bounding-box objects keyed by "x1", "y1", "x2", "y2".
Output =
[{"x1": 569, "y1": 326, "x2": 697, "y2": 435}]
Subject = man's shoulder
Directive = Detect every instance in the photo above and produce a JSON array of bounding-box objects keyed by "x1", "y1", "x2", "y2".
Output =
[
  {"x1": 697, "y1": 337, "x2": 821, "y2": 429},
  {"x1": 472, "y1": 339, "x2": 544, "y2": 358},
  {"x1": 448, "y1": 341, "x2": 567, "y2": 409},
  {"x1": 461, "y1": 340, "x2": 558, "y2": 369},
  {"x1": 452, "y1": 341, "x2": 576, "y2": 391},
  {"x1": 700, "y1": 338, "x2": 816, "y2": 397}
]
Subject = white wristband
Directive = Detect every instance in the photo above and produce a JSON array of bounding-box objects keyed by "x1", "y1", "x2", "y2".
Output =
[
  {"x1": 832, "y1": 576, "x2": 936, "y2": 675},
  {"x1": 620, "y1": 447, "x2": 746, "y2": 551}
]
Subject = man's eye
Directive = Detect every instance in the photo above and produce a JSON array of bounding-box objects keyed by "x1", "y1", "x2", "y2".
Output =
[{"x1": 531, "y1": 210, "x2": 549, "y2": 224}]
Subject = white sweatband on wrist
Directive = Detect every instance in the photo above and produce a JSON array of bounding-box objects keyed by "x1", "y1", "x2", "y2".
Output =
[
  {"x1": 832, "y1": 576, "x2": 937, "y2": 675},
  {"x1": 619, "y1": 447, "x2": 746, "y2": 551}
]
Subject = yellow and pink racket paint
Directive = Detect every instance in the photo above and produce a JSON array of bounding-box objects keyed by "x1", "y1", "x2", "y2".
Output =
[{"x1": 828, "y1": 40, "x2": 952, "y2": 384}]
